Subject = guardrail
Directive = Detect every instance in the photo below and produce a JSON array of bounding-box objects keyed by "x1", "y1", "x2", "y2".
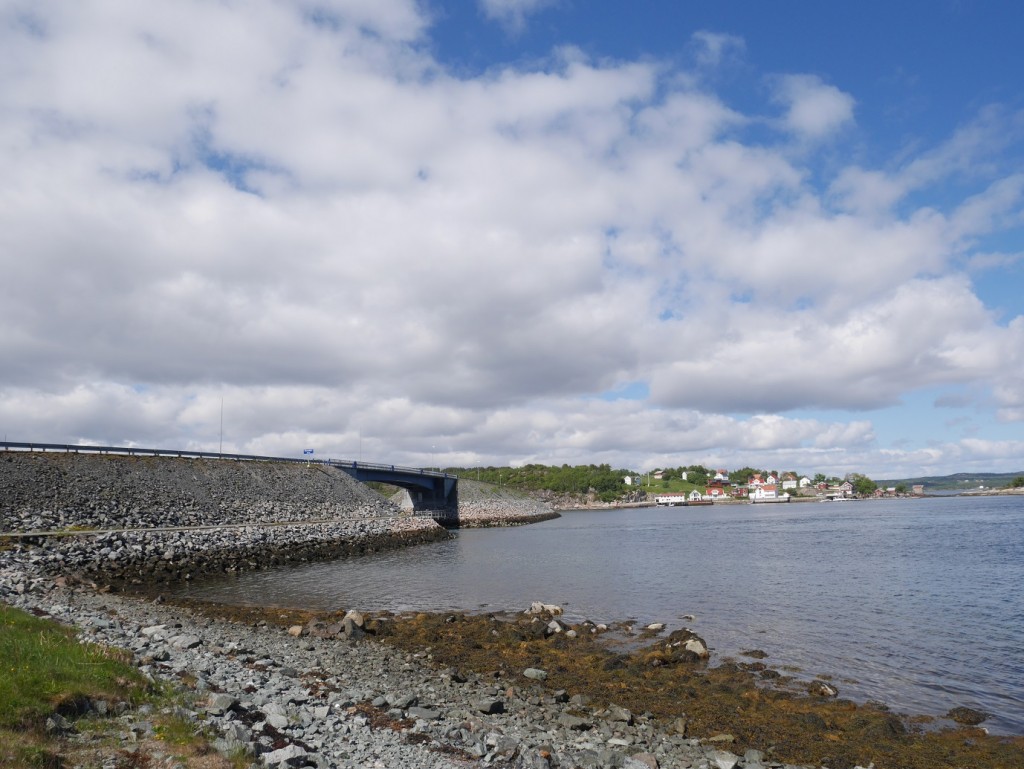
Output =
[{"x1": 0, "y1": 441, "x2": 454, "y2": 478}]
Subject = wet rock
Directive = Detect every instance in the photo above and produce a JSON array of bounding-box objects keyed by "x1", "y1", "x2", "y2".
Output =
[
  {"x1": 546, "y1": 619, "x2": 566, "y2": 636},
  {"x1": 342, "y1": 609, "x2": 365, "y2": 628},
  {"x1": 527, "y1": 602, "x2": 563, "y2": 615},
  {"x1": 947, "y1": 706, "x2": 989, "y2": 725},
  {"x1": 809, "y1": 680, "x2": 838, "y2": 697}
]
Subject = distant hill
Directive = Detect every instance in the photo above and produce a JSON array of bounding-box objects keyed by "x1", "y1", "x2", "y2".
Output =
[{"x1": 876, "y1": 471, "x2": 1024, "y2": 491}]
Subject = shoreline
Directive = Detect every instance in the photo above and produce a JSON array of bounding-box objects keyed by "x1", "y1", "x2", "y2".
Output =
[
  {"x1": 4, "y1": 532, "x2": 1024, "y2": 769},
  {"x1": 3, "y1": 456, "x2": 1023, "y2": 768}
]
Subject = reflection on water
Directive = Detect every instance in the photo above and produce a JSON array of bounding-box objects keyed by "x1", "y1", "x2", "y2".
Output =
[{"x1": 175, "y1": 496, "x2": 1024, "y2": 734}]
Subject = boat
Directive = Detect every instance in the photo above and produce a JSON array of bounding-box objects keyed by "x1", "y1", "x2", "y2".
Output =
[{"x1": 654, "y1": 493, "x2": 712, "y2": 506}]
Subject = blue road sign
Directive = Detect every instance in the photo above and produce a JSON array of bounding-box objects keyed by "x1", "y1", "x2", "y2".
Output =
[{"x1": 303, "y1": 449, "x2": 314, "y2": 455}]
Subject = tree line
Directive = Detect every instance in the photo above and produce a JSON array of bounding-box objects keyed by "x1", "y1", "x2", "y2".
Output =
[{"x1": 447, "y1": 463, "x2": 881, "y2": 499}]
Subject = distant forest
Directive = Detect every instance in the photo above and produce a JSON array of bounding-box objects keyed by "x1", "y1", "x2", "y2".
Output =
[
  {"x1": 871, "y1": 471, "x2": 1024, "y2": 491},
  {"x1": 447, "y1": 465, "x2": 1024, "y2": 498},
  {"x1": 449, "y1": 464, "x2": 630, "y2": 501}
]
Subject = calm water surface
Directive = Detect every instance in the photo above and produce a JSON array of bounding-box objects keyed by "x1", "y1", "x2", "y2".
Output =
[{"x1": 177, "y1": 496, "x2": 1024, "y2": 734}]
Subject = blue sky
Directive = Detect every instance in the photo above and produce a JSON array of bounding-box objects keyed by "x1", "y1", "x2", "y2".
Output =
[{"x1": 1, "y1": 0, "x2": 1022, "y2": 478}]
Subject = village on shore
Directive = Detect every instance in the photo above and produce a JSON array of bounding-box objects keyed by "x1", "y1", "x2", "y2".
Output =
[{"x1": 626, "y1": 468, "x2": 921, "y2": 505}]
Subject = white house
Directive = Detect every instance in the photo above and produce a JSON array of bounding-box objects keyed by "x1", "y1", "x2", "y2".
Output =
[
  {"x1": 799, "y1": 476, "x2": 812, "y2": 488},
  {"x1": 749, "y1": 484, "x2": 780, "y2": 500}
]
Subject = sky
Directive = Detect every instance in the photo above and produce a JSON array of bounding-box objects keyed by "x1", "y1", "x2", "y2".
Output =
[{"x1": 2, "y1": 0, "x2": 1023, "y2": 479}]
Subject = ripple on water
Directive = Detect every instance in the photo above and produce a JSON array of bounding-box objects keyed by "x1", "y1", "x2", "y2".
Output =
[{"x1": 176, "y1": 496, "x2": 1024, "y2": 734}]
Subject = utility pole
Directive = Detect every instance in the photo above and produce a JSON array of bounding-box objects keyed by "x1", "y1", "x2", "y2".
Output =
[{"x1": 219, "y1": 397, "x2": 224, "y2": 457}]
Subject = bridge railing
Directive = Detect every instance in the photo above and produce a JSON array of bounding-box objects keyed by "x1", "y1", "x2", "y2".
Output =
[
  {"x1": 0, "y1": 441, "x2": 455, "y2": 478},
  {"x1": 325, "y1": 459, "x2": 452, "y2": 478}
]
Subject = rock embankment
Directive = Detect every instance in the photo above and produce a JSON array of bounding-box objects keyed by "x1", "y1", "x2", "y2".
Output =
[
  {"x1": 0, "y1": 553, "x2": 830, "y2": 769},
  {"x1": 21, "y1": 517, "x2": 449, "y2": 585},
  {"x1": 1, "y1": 451, "x2": 396, "y2": 532},
  {"x1": 455, "y1": 479, "x2": 558, "y2": 527},
  {"x1": 1, "y1": 451, "x2": 455, "y2": 586}
]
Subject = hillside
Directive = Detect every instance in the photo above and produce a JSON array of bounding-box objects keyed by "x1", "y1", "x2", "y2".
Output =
[{"x1": 876, "y1": 470, "x2": 1024, "y2": 491}]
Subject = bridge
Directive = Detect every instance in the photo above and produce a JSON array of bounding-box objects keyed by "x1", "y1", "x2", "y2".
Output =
[
  {"x1": 0, "y1": 441, "x2": 458, "y2": 519},
  {"x1": 327, "y1": 460, "x2": 458, "y2": 514}
]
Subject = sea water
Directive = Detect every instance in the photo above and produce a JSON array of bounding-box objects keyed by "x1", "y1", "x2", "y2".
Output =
[{"x1": 176, "y1": 495, "x2": 1024, "y2": 734}]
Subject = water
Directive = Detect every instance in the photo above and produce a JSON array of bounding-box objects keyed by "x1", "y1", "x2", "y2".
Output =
[{"x1": 176, "y1": 495, "x2": 1024, "y2": 734}]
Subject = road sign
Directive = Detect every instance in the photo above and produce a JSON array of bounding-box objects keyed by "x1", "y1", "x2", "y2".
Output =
[{"x1": 303, "y1": 449, "x2": 314, "y2": 455}]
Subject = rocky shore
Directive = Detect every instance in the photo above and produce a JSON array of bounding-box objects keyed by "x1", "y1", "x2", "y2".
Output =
[
  {"x1": 3, "y1": 451, "x2": 1019, "y2": 769},
  {"x1": 453, "y1": 480, "x2": 559, "y2": 527},
  {"x1": 1, "y1": 549, "x2": 833, "y2": 769}
]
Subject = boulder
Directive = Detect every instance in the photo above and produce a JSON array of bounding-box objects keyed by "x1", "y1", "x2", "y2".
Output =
[
  {"x1": 527, "y1": 602, "x2": 563, "y2": 616},
  {"x1": 474, "y1": 698, "x2": 505, "y2": 715},
  {"x1": 947, "y1": 706, "x2": 989, "y2": 726},
  {"x1": 206, "y1": 693, "x2": 238, "y2": 715},
  {"x1": 408, "y1": 706, "x2": 441, "y2": 720},
  {"x1": 605, "y1": 703, "x2": 633, "y2": 724},
  {"x1": 809, "y1": 680, "x2": 838, "y2": 697},
  {"x1": 261, "y1": 743, "x2": 308, "y2": 767},
  {"x1": 625, "y1": 754, "x2": 659, "y2": 769},
  {"x1": 705, "y1": 749, "x2": 740, "y2": 769}
]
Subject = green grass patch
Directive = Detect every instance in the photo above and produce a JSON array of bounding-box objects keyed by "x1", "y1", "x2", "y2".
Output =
[
  {"x1": 0, "y1": 604, "x2": 246, "y2": 768},
  {"x1": 0, "y1": 604, "x2": 145, "y2": 729}
]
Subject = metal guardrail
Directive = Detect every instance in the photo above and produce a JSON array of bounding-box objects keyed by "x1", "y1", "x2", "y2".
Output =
[{"x1": 0, "y1": 441, "x2": 454, "y2": 479}]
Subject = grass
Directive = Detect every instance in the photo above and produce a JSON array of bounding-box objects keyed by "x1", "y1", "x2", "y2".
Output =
[
  {"x1": 0, "y1": 604, "x2": 244, "y2": 768},
  {"x1": 0, "y1": 604, "x2": 145, "y2": 729}
]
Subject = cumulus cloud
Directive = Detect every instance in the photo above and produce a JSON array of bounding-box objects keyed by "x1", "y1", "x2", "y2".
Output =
[
  {"x1": 478, "y1": 0, "x2": 558, "y2": 32},
  {"x1": 772, "y1": 74, "x2": 855, "y2": 140},
  {"x1": 1, "y1": 1, "x2": 1023, "y2": 476},
  {"x1": 691, "y1": 31, "x2": 745, "y2": 68}
]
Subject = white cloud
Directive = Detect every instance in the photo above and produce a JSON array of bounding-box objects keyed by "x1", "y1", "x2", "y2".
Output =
[
  {"x1": 691, "y1": 31, "x2": 745, "y2": 68},
  {"x1": 1, "y1": 1, "x2": 1023, "y2": 477},
  {"x1": 478, "y1": 0, "x2": 558, "y2": 33},
  {"x1": 772, "y1": 74, "x2": 855, "y2": 140}
]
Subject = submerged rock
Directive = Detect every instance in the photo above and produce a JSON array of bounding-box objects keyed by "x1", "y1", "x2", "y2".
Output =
[{"x1": 947, "y1": 706, "x2": 989, "y2": 726}]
